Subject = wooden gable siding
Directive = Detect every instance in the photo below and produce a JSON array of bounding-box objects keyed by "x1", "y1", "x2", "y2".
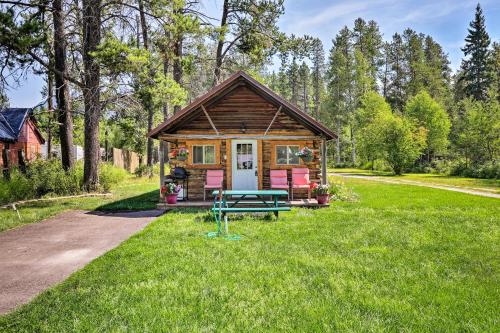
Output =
[{"x1": 175, "y1": 86, "x2": 315, "y2": 136}]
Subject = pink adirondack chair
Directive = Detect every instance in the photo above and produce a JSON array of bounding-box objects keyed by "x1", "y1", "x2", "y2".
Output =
[
  {"x1": 270, "y1": 170, "x2": 289, "y2": 200},
  {"x1": 291, "y1": 168, "x2": 311, "y2": 200},
  {"x1": 204, "y1": 170, "x2": 224, "y2": 201}
]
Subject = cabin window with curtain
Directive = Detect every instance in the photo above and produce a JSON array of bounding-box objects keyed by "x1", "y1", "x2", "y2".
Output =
[
  {"x1": 192, "y1": 145, "x2": 216, "y2": 164},
  {"x1": 276, "y1": 145, "x2": 300, "y2": 165}
]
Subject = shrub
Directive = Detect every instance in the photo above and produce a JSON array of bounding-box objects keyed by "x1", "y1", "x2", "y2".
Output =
[
  {"x1": 0, "y1": 169, "x2": 33, "y2": 204},
  {"x1": 0, "y1": 160, "x2": 128, "y2": 205},
  {"x1": 134, "y1": 163, "x2": 160, "y2": 178},
  {"x1": 26, "y1": 159, "x2": 81, "y2": 197},
  {"x1": 99, "y1": 163, "x2": 128, "y2": 192},
  {"x1": 327, "y1": 177, "x2": 359, "y2": 202}
]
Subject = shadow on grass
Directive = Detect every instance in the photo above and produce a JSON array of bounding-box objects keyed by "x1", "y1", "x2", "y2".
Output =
[{"x1": 95, "y1": 189, "x2": 160, "y2": 212}]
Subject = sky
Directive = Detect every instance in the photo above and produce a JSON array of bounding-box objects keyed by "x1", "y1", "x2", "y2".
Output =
[{"x1": 5, "y1": 0, "x2": 500, "y2": 107}]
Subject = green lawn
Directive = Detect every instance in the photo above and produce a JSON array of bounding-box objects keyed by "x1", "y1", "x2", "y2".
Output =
[
  {"x1": 330, "y1": 168, "x2": 500, "y2": 193},
  {"x1": 0, "y1": 175, "x2": 159, "y2": 232},
  {"x1": 1, "y1": 178, "x2": 498, "y2": 332}
]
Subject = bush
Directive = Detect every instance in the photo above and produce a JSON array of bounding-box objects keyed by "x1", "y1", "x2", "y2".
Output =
[
  {"x1": 327, "y1": 177, "x2": 359, "y2": 202},
  {"x1": 26, "y1": 159, "x2": 81, "y2": 197},
  {"x1": 0, "y1": 160, "x2": 128, "y2": 205},
  {"x1": 0, "y1": 169, "x2": 33, "y2": 204},
  {"x1": 99, "y1": 163, "x2": 128, "y2": 192},
  {"x1": 449, "y1": 160, "x2": 499, "y2": 179},
  {"x1": 134, "y1": 164, "x2": 160, "y2": 178}
]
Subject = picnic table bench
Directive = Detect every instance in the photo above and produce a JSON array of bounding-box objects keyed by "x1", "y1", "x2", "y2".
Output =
[
  {"x1": 211, "y1": 190, "x2": 290, "y2": 217},
  {"x1": 209, "y1": 190, "x2": 290, "y2": 238}
]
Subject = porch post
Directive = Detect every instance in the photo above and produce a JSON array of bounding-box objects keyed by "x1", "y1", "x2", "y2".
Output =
[
  {"x1": 321, "y1": 138, "x2": 327, "y2": 185},
  {"x1": 159, "y1": 140, "x2": 165, "y2": 189}
]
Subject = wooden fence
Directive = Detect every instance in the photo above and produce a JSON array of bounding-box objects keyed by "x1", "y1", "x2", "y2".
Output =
[{"x1": 111, "y1": 148, "x2": 140, "y2": 173}]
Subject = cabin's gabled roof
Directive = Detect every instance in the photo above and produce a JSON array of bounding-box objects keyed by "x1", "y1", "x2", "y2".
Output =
[
  {"x1": 148, "y1": 71, "x2": 337, "y2": 140},
  {"x1": 0, "y1": 108, "x2": 45, "y2": 143}
]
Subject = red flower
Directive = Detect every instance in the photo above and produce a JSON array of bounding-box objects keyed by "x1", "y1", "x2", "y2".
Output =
[
  {"x1": 160, "y1": 185, "x2": 168, "y2": 194},
  {"x1": 309, "y1": 182, "x2": 318, "y2": 190}
]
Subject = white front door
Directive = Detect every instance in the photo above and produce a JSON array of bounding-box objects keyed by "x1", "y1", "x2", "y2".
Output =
[{"x1": 232, "y1": 140, "x2": 258, "y2": 190}]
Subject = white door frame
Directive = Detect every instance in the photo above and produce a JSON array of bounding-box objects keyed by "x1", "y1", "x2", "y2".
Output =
[{"x1": 231, "y1": 139, "x2": 258, "y2": 190}]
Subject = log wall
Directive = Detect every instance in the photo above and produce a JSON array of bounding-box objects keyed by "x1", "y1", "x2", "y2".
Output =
[{"x1": 167, "y1": 138, "x2": 321, "y2": 200}]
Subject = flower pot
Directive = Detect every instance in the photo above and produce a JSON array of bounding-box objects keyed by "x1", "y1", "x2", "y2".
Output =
[
  {"x1": 166, "y1": 193, "x2": 178, "y2": 204},
  {"x1": 177, "y1": 155, "x2": 187, "y2": 161},
  {"x1": 316, "y1": 194, "x2": 329, "y2": 205},
  {"x1": 300, "y1": 155, "x2": 313, "y2": 162}
]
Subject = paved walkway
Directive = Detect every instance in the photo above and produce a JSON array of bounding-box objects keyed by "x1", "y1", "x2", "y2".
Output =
[
  {"x1": 0, "y1": 210, "x2": 163, "y2": 315},
  {"x1": 330, "y1": 173, "x2": 500, "y2": 199}
]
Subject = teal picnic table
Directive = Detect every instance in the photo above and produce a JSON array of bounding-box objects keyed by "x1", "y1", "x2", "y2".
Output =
[{"x1": 209, "y1": 189, "x2": 291, "y2": 239}]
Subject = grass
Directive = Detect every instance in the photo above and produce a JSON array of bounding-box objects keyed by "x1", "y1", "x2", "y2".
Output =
[
  {"x1": 330, "y1": 167, "x2": 500, "y2": 193},
  {"x1": 0, "y1": 175, "x2": 159, "y2": 232},
  {"x1": 1, "y1": 178, "x2": 498, "y2": 332}
]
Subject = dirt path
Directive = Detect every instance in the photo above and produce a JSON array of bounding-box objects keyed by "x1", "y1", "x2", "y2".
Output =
[
  {"x1": 0, "y1": 209, "x2": 163, "y2": 315},
  {"x1": 330, "y1": 173, "x2": 500, "y2": 199}
]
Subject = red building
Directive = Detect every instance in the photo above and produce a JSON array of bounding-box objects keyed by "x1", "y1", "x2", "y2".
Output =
[{"x1": 0, "y1": 108, "x2": 45, "y2": 167}]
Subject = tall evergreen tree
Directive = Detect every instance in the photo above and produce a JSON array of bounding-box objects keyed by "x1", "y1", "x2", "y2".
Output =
[
  {"x1": 327, "y1": 27, "x2": 353, "y2": 164},
  {"x1": 386, "y1": 33, "x2": 407, "y2": 112},
  {"x1": 310, "y1": 38, "x2": 325, "y2": 120},
  {"x1": 298, "y1": 61, "x2": 311, "y2": 113},
  {"x1": 460, "y1": 3, "x2": 492, "y2": 101},
  {"x1": 352, "y1": 18, "x2": 383, "y2": 87},
  {"x1": 403, "y1": 29, "x2": 426, "y2": 99}
]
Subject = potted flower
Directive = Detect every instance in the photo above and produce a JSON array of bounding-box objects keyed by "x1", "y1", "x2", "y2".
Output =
[
  {"x1": 296, "y1": 146, "x2": 314, "y2": 162},
  {"x1": 161, "y1": 183, "x2": 182, "y2": 204},
  {"x1": 312, "y1": 183, "x2": 330, "y2": 205},
  {"x1": 177, "y1": 147, "x2": 189, "y2": 161}
]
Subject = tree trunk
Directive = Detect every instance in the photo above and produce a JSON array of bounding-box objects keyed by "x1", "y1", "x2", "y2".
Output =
[
  {"x1": 214, "y1": 0, "x2": 229, "y2": 85},
  {"x1": 159, "y1": 55, "x2": 170, "y2": 188},
  {"x1": 336, "y1": 119, "x2": 341, "y2": 164},
  {"x1": 173, "y1": 36, "x2": 183, "y2": 114},
  {"x1": 350, "y1": 126, "x2": 356, "y2": 165},
  {"x1": 82, "y1": 0, "x2": 101, "y2": 191},
  {"x1": 46, "y1": 70, "x2": 53, "y2": 157},
  {"x1": 53, "y1": 0, "x2": 75, "y2": 170},
  {"x1": 137, "y1": 0, "x2": 154, "y2": 166}
]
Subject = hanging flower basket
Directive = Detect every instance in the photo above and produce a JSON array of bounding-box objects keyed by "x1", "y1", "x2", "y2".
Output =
[
  {"x1": 176, "y1": 147, "x2": 189, "y2": 161},
  {"x1": 296, "y1": 147, "x2": 314, "y2": 162}
]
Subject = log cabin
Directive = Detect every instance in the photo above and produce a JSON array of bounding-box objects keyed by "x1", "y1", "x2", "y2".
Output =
[{"x1": 148, "y1": 71, "x2": 336, "y2": 201}]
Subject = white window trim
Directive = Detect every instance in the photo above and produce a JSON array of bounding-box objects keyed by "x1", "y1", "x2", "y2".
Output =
[
  {"x1": 192, "y1": 144, "x2": 216, "y2": 165},
  {"x1": 275, "y1": 145, "x2": 300, "y2": 165}
]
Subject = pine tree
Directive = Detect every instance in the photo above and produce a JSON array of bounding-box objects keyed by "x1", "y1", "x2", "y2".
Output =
[
  {"x1": 460, "y1": 3, "x2": 492, "y2": 101},
  {"x1": 327, "y1": 27, "x2": 353, "y2": 164},
  {"x1": 298, "y1": 61, "x2": 311, "y2": 113},
  {"x1": 352, "y1": 18, "x2": 383, "y2": 87},
  {"x1": 386, "y1": 33, "x2": 407, "y2": 112},
  {"x1": 423, "y1": 35, "x2": 451, "y2": 103},
  {"x1": 491, "y1": 42, "x2": 500, "y2": 101},
  {"x1": 403, "y1": 29, "x2": 426, "y2": 99},
  {"x1": 310, "y1": 38, "x2": 325, "y2": 120}
]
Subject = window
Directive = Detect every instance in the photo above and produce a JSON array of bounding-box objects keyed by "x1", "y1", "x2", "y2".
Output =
[
  {"x1": 236, "y1": 143, "x2": 253, "y2": 170},
  {"x1": 276, "y1": 145, "x2": 300, "y2": 165},
  {"x1": 192, "y1": 145, "x2": 215, "y2": 164}
]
